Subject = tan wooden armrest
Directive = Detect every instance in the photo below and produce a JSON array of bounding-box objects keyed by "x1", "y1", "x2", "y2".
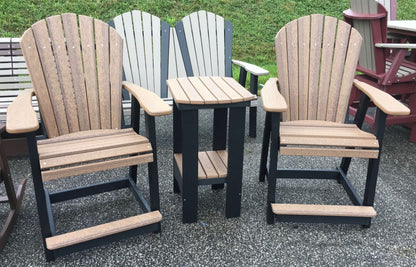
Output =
[
  {"x1": 260, "y1": 78, "x2": 288, "y2": 112},
  {"x1": 353, "y1": 80, "x2": 410, "y2": 116},
  {"x1": 6, "y1": 89, "x2": 39, "y2": 134},
  {"x1": 232, "y1": 59, "x2": 269, "y2": 76},
  {"x1": 375, "y1": 43, "x2": 416, "y2": 49},
  {"x1": 122, "y1": 82, "x2": 172, "y2": 116}
]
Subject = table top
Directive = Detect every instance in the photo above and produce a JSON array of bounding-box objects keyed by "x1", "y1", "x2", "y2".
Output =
[
  {"x1": 166, "y1": 76, "x2": 255, "y2": 105},
  {"x1": 388, "y1": 20, "x2": 416, "y2": 33}
]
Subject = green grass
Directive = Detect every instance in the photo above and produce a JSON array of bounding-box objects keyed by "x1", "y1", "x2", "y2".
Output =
[{"x1": 1, "y1": 0, "x2": 415, "y2": 87}]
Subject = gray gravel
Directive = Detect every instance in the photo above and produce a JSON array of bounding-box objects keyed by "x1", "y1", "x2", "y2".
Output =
[{"x1": 1, "y1": 99, "x2": 415, "y2": 266}]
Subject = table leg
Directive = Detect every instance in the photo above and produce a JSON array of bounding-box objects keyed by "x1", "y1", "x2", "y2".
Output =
[
  {"x1": 225, "y1": 106, "x2": 245, "y2": 218},
  {"x1": 212, "y1": 108, "x2": 227, "y2": 190},
  {"x1": 173, "y1": 104, "x2": 181, "y2": 194},
  {"x1": 181, "y1": 110, "x2": 199, "y2": 223}
]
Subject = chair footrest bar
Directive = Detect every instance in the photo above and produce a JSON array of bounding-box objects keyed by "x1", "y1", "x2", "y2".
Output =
[
  {"x1": 45, "y1": 211, "x2": 162, "y2": 250},
  {"x1": 271, "y1": 204, "x2": 376, "y2": 218}
]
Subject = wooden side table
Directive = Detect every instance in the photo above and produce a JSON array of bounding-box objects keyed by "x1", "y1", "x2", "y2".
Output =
[{"x1": 167, "y1": 76, "x2": 255, "y2": 223}]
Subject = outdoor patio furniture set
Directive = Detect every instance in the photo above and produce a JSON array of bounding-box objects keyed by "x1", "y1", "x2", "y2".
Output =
[{"x1": 1, "y1": 0, "x2": 413, "y2": 261}]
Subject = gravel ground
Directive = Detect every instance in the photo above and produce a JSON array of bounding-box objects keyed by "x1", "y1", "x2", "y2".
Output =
[{"x1": 1, "y1": 100, "x2": 415, "y2": 266}]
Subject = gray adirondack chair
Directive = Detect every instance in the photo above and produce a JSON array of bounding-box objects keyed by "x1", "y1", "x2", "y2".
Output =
[
  {"x1": 7, "y1": 13, "x2": 171, "y2": 260},
  {"x1": 174, "y1": 10, "x2": 269, "y2": 137},
  {"x1": 259, "y1": 14, "x2": 409, "y2": 226}
]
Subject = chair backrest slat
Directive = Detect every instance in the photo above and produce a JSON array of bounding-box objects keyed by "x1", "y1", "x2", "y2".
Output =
[
  {"x1": 176, "y1": 11, "x2": 232, "y2": 78},
  {"x1": 113, "y1": 11, "x2": 170, "y2": 98},
  {"x1": 32, "y1": 19, "x2": 70, "y2": 135},
  {"x1": 62, "y1": 14, "x2": 90, "y2": 131},
  {"x1": 47, "y1": 15, "x2": 80, "y2": 133},
  {"x1": 308, "y1": 14, "x2": 324, "y2": 120},
  {"x1": 79, "y1": 15, "x2": 101, "y2": 130},
  {"x1": 21, "y1": 13, "x2": 123, "y2": 137},
  {"x1": 275, "y1": 15, "x2": 363, "y2": 123},
  {"x1": 168, "y1": 28, "x2": 187, "y2": 81}
]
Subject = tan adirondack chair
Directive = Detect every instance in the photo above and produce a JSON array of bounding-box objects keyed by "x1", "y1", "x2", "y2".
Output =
[
  {"x1": 6, "y1": 13, "x2": 171, "y2": 260},
  {"x1": 259, "y1": 15, "x2": 409, "y2": 226},
  {"x1": 0, "y1": 124, "x2": 27, "y2": 250},
  {"x1": 174, "y1": 10, "x2": 269, "y2": 138},
  {"x1": 344, "y1": 0, "x2": 416, "y2": 142}
]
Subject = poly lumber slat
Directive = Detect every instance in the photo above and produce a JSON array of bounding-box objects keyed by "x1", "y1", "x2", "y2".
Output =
[
  {"x1": 275, "y1": 25, "x2": 290, "y2": 121},
  {"x1": 198, "y1": 11, "x2": 212, "y2": 76},
  {"x1": 79, "y1": 15, "x2": 100, "y2": 130},
  {"x1": 335, "y1": 28, "x2": 363, "y2": 123},
  {"x1": 41, "y1": 153, "x2": 153, "y2": 181},
  {"x1": 38, "y1": 133, "x2": 147, "y2": 159},
  {"x1": 188, "y1": 77, "x2": 218, "y2": 104},
  {"x1": 280, "y1": 125, "x2": 376, "y2": 139},
  {"x1": 62, "y1": 13, "x2": 91, "y2": 131},
  {"x1": 190, "y1": 12, "x2": 206, "y2": 75},
  {"x1": 297, "y1": 16, "x2": 310, "y2": 120},
  {"x1": 37, "y1": 128, "x2": 133, "y2": 145},
  {"x1": 286, "y1": 19, "x2": 299, "y2": 120},
  {"x1": 32, "y1": 18, "x2": 70, "y2": 135},
  {"x1": 280, "y1": 136, "x2": 379, "y2": 148},
  {"x1": 206, "y1": 151, "x2": 227, "y2": 178},
  {"x1": 223, "y1": 77, "x2": 255, "y2": 101},
  {"x1": 152, "y1": 15, "x2": 161, "y2": 96},
  {"x1": 198, "y1": 76, "x2": 231, "y2": 104},
  {"x1": 95, "y1": 19, "x2": 111, "y2": 129},
  {"x1": 272, "y1": 203, "x2": 376, "y2": 217},
  {"x1": 176, "y1": 77, "x2": 204, "y2": 104},
  {"x1": 325, "y1": 20, "x2": 350, "y2": 122},
  {"x1": 280, "y1": 147, "x2": 379, "y2": 158},
  {"x1": 109, "y1": 28, "x2": 123, "y2": 129},
  {"x1": 207, "y1": 12, "x2": 218, "y2": 76},
  {"x1": 132, "y1": 11, "x2": 148, "y2": 88},
  {"x1": 210, "y1": 77, "x2": 244, "y2": 102},
  {"x1": 316, "y1": 16, "x2": 337, "y2": 121},
  {"x1": 122, "y1": 11, "x2": 140, "y2": 85},
  {"x1": 166, "y1": 79, "x2": 189, "y2": 104},
  {"x1": 40, "y1": 143, "x2": 152, "y2": 169},
  {"x1": 216, "y1": 15, "x2": 225, "y2": 76},
  {"x1": 198, "y1": 151, "x2": 218, "y2": 179},
  {"x1": 20, "y1": 29, "x2": 59, "y2": 137},
  {"x1": 45, "y1": 211, "x2": 162, "y2": 250},
  {"x1": 182, "y1": 16, "x2": 199, "y2": 76},
  {"x1": 143, "y1": 12, "x2": 154, "y2": 91},
  {"x1": 47, "y1": 15, "x2": 80, "y2": 133}
]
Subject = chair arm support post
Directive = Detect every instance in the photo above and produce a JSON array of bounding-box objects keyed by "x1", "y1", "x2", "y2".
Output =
[
  {"x1": 145, "y1": 113, "x2": 160, "y2": 212},
  {"x1": 238, "y1": 67, "x2": 247, "y2": 87},
  {"x1": 373, "y1": 109, "x2": 388, "y2": 149},
  {"x1": 354, "y1": 93, "x2": 371, "y2": 129},
  {"x1": 250, "y1": 74, "x2": 259, "y2": 95},
  {"x1": 131, "y1": 96, "x2": 140, "y2": 135}
]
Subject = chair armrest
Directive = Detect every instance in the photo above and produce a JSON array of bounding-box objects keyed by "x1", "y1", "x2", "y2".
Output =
[
  {"x1": 232, "y1": 59, "x2": 269, "y2": 76},
  {"x1": 260, "y1": 78, "x2": 288, "y2": 112},
  {"x1": 375, "y1": 43, "x2": 416, "y2": 49},
  {"x1": 122, "y1": 82, "x2": 172, "y2": 116},
  {"x1": 6, "y1": 89, "x2": 39, "y2": 134},
  {"x1": 353, "y1": 80, "x2": 410, "y2": 116}
]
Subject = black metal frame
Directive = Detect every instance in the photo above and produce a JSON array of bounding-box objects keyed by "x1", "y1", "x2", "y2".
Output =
[
  {"x1": 26, "y1": 97, "x2": 161, "y2": 261},
  {"x1": 173, "y1": 101, "x2": 249, "y2": 223},
  {"x1": 259, "y1": 92, "x2": 387, "y2": 227}
]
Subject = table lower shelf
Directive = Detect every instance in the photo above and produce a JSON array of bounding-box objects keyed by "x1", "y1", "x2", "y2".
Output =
[{"x1": 174, "y1": 150, "x2": 228, "y2": 181}]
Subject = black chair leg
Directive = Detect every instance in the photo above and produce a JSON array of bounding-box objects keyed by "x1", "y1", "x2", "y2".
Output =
[{"x1": 259, "y1": 112, "x2": 272, "y2": 182}]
